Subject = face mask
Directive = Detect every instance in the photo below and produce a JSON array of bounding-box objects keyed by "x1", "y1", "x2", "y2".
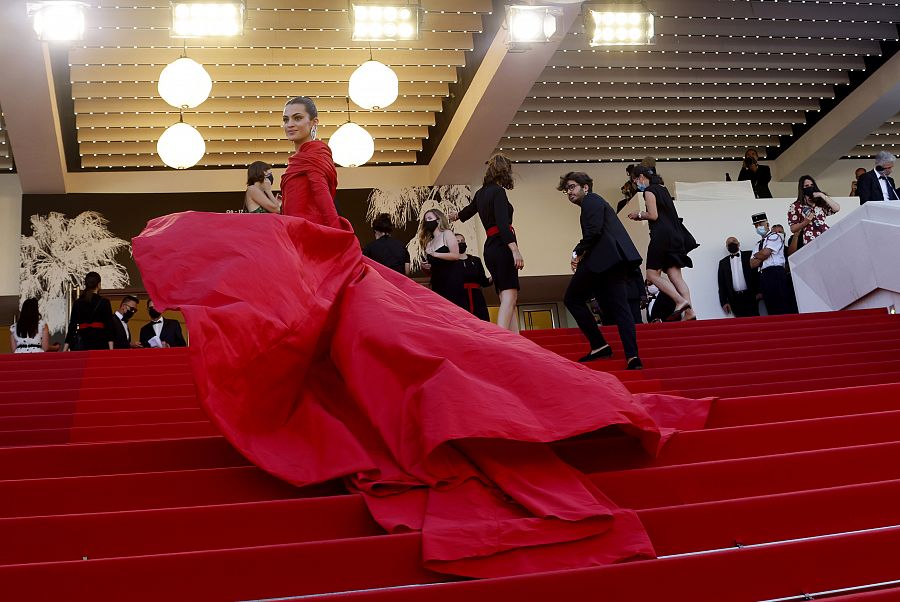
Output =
[
  {"x1": 726, "y1": 242, "x2": 740, "y2": 253},
  {"x1": 424, "y1": 220, "x2": 438, "y2": 233},
  {"x1": 457, "y1": 243, "x2": 467, "y2": 253},
  {"x1": 148, "y1": 308, "x2": 162, "y2": 320},
  {"x1": 756, "y1": 226, "x2": 768, "y2": 237},
  {"x1": 636, "y1": 181, "x2": 648, "y2": 192},
  {"x1": 647, "y1": 284, "x2": 659, "y2": 296},
  {"x1": 265, "y1": 173, "x2": 274, "y2": 184},
  {"x1": 122, "y1": 308, "x2": 136, "y2": 322}
]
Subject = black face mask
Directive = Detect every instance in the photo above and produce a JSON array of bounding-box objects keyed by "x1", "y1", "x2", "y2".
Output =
[
  {"x1": 122, "y1": 308, "x2": 136, "y2": 322},
  {"x1": 726, "y1": 242, "x2": 740, "y2": 254},
  {"x1": 458, "y1": 242, "x2": 467, "y2": 253},
  {"x1": 148, "y1": 308, "x2": 162, "y2": 321},
  {"x1": 265, "y1": 173, "x2": 274, "y2": 184},
  {"x1": 424, "y1": 220, "x2": 438, "y2": 233}
]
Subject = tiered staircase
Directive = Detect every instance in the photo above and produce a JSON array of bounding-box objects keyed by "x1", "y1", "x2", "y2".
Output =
[{"x1": 3, "y1": 309, "x2": 900, "y2": 600}]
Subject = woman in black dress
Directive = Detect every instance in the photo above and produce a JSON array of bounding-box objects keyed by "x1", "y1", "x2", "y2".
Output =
[
  {"x1": 455, "y1": 233, "x2": 491, "y2": 321},
  {"x1": 451, "y1": 154, "x2": 524, "y2": 331},
  {"x1": 418, "y1": 208, "x2": 467, "y2": 309},
  {"x1": 627, "y1": 166, "x2": 697, "y2": 321},
  {"x1": 63, "y1": 271, "x2": 115, "y2": 351}
]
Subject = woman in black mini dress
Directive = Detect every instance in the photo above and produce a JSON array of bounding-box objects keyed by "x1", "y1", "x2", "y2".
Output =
[
  {"x1": 451, "y1": 154, "x2": 524, "y2": 331},
  {"x1": 627, "y1": 166, "x2": 697, "y2": 321},
  {"x1": 418, "y1": 208, "x2": 467, "y2": 309}
]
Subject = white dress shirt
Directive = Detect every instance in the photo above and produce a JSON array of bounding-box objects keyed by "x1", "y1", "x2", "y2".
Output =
[
  {"x1": 729, "y1": 253, "x2": 748, "y2": 292},
  {"x1": 760, "y1": 233, "x2": 785, "y2": 269}
]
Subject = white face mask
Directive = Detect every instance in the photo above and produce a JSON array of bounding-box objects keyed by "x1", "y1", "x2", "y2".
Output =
[
  {"x1": 756, "y1": 226, "x2": 768, "y2": 236},
  {"x1": 647, "y1": 284, "x2": 660, "y2": 295}
]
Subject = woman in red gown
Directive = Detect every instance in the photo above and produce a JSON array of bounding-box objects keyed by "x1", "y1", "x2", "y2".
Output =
[{"x1": 132, "y1": 97, "x2": 709, "y2": 578}]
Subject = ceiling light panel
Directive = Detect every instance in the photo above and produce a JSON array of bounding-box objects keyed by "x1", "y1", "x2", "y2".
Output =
[{"x1": 171, "y1": 2, "x2": 246, "y2": 38}]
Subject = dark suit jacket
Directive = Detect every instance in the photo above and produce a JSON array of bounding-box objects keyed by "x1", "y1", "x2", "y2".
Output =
[
  {"x1": 110, "y1": 315, "x2": 132, "y2": 349},
  {"x1": 717, "y1": 251, "x2": 759, "y2": 306},
  {"x1": 857, "y1": 170, "x2": 897, "y2": 204},
  {"x1": 140, "y1": 318, "x2": 187, "y2": 348},
  {"x1": 737, "y1": 164, "x2": 772, "y2": 198},
  {"x1": 573, "y1": 192, "x2": 642, "y2": 274}
]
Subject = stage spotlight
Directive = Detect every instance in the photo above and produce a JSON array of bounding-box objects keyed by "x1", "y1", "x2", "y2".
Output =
[
  {"x1": 27, "y1": 1, "x2": 88, "y2": 42},
  {"x1": 505, "y1": 5, "x2": 562, "y2": 45},
  {"x1": 585, "y1": 5, "x2": 654, "y2": 46},
  {"x1": 171, "y1": 2, "x2": 245, "y2": 38},
  {"x1": 352, "y1": 4, "x2": 421, "y2": 41}
]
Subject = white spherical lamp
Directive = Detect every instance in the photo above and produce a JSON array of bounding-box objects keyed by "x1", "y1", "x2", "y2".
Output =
[
  {"x1": 349, "y1": 60, "x2": 399, "y2": 110},
  {"x1": 157, "y1": 122, "x2": 206, "y2": 169},
  {"x1": 328, "y1": 122, "x2": 375, "y2": 168},
  {"x1": 158, "y1": 57, "x2": 213, "y2": 109}
]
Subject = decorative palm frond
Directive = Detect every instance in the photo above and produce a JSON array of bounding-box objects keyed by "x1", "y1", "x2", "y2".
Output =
[{"x1": 19, "y1": 211, "x2": 130, "y2": 334}]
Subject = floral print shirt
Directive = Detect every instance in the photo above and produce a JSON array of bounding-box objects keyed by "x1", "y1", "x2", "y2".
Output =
[{"x1": 787, "y1": 200, "x2": 834, "y2": 245}]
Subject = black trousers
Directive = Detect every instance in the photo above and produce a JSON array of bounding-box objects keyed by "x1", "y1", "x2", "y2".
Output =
[
  {"x1": 564, "y1": 263, "x2": 639, "y2": 359},
  {"x1": 729, "y1": 289, "x2": 760, "y2": 318},
  {"x1": 760, "y1": 266, "x2": 798, "y2": 315}
]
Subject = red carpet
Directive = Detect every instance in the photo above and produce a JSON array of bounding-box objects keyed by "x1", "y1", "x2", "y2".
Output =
[{"x1": 3, "y1": 308, "x2": 900, "y2": 600}]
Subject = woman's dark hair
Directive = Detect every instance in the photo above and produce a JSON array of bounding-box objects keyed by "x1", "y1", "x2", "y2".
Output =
[
  {"x1": 558, "y1": 171, "x2": 593, "y2": 192},
  {"x1": 797, "y1": 174, "x2": 825, "y2": 203},
  {"x1": 372, "y1": 213, "x2": 394, "y2": 234},
  {"x1": 483, "y1": 154, "x2": 514, "y2": 189},
  {"x1": 80, "y1": 271, "x2": 102, "y2": 301},
  {"x1": 246, "y1": 161, "x2": 271, "y2": 186},
  {"x1": 285, "y1": 96, "x2": 318, "y2": 120},
  {"x1": 15, "y1": 298, "x2": 40, "y2": 339},
  {"x1": 632, "y1": 165, "x2": 663, "y2": 186}
]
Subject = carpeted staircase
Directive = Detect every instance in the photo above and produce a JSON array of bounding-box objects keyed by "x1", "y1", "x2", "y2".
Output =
[{"x1": 3, "y1": 309, "x2": 900, "y2": 600}]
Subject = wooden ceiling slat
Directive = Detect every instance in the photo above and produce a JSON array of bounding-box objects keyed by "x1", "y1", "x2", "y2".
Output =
[
  {"x1": 504, "y1": 124, "x2": 794, "y2": 137},
  {"x1": 645, "y1": 0, "x2": 900, "y2": 22},
  {"x1": 70, "y1": 48, "x2": 467, "y2": 67},
  {"x1": 72, "y1": 81, "x2": 450, "y2": 99},
  {"x1": 80, "y1": 150, "x2": 419, "y2": 168},
  {"x1": 551, "y1": 52, "x2": 865, "y2": 70},
  {"x1": 70, "y1": 64, "x2": 459, "y2": 83},
  {"x1": 77, "y1": 125, "x2": 431, "y2": 142},
  {"x1": 510, "y1": 111, "x2": 806, "y2": 126},
  {"x1": 81, "y1": 29, "x2": 476, "y2": 50},
  {"x1": 643, "y1": 19, "x2": 898, "y2": 39},
  {"x1": 501, "y1": 148, "x2": 757, "y2": 162},
  {"x1": 536, "y1": 68, "x2": 849, "y2": 85},
  {"x1": 519, "y1": 98, "x2": 819, "y2": 112},
  {"x1": 497, "y1": 136, "x2": 782, "y2": 151},
  {"x1": 75, "y1": 111, "x2": 435, "y2": 127},
  {"x1": 557, "y1": 37, "x2": 881, "y2": 55},
  {"x1": 527, "y1": 82, "x2": 835, "y2": 99},
  {"x1": 79, "y1": 138, "x2": 422, "y2": 154},
  {"x1": 100, "y1": 0, "x2": 493, "y2": 12},
  {"x1": 74, "y1": 96, "x2": 445, "y2": 113}
]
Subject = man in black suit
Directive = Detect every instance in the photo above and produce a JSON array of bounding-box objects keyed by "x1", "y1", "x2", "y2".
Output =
[
  {"x1": 559, "y1": 171, "x2": 644, "y2": 370},
  {"x1": 737, "y1": 148, "x2": 772, "y2": 198},
  {"x1": 857, "y1": 151, "x2": 898, "y2": 205},
  {"x1": 362, "y1": 213, "x2": 411, "y2": 275},
  {"x1": 140, "y1": 299, "x2": 187, "y2": 348},
  {"x1": 111, "y1": 295, "x2": 140, "y2": 349},
  {"x1": 717, "y1": 236, "x2": 759, "y2": 318}
]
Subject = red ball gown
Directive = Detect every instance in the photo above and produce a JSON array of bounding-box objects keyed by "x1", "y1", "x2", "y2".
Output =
[{"x1": 132, "y1": 140, "x2": 709, "y2": 578}]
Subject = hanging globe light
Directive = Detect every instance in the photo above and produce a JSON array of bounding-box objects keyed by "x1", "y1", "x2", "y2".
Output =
[
  {"x1": 348, "y1": 60, "x2": 399, "y2": 110},
  {"x1": 157, "y1": 121, "x2": 206, "y2": 169},
  {"x1": 157, "y1": 57, "x2": 213, "y2": 109},
  {"x1": 328, "y1": 122, "x2": 375, "y2": 168}
]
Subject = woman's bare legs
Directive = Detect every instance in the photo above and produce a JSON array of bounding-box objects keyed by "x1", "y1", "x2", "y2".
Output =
[
  {"x1": 665, "y1": 266, "x2": 695, "y2": 319},
  {"x1": 497, "y1": 289, "x2": 519, "y2": 331}
]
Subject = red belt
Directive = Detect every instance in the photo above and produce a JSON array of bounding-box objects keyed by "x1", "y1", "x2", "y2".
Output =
[
  {"x1": 78, "y1": 322, "x2": 105, "y2": 330},
  {"x1": 464, "y1": 283, "x2": 480, "y2": 314},
  {"x1": 486, "y1": 225, "x2": 515, "y2": 238}
]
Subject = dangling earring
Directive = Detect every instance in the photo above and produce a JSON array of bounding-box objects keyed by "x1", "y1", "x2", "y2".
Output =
[{"x1": 310, "y1": 125, "x2": 317, "y2": 140}]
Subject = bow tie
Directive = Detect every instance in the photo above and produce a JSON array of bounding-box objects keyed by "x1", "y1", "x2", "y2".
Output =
[
  {"x1": 881, "y1": 176, "x2": 887, "y2": 180},
  {"x1": 152, "y1": 319, "x2": 163, "y2": 325},
  {"x1": 729, "y1": 253, "x2": 740, "y2": 258}
]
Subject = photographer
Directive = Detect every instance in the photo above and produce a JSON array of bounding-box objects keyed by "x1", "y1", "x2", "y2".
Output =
[
  {"x1": 737, "y1": 148, "x2": 772, "y2": 198},
  {"x1": 787, "y1": 175, "x2": 840, "y2": 246}
]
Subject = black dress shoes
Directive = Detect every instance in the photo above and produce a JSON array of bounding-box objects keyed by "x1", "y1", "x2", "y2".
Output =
[
  {"x1": 626, "y1": 357, "x2": 644, "y2": 370},
  {"x1": 578, "y1": 345, "x2": 613, "y2": 362}
]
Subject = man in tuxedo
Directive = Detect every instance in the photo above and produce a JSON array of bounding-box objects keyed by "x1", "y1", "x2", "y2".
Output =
[
  {"x1": 111, "y1": 295, "x2": 140, "y2": 349},
  {"x1": 718, "y1": 236, "x2": 759, "y2": 318},
  {"x1": 140, "y1": 299, "x2": 187, "y2": 348},
  {"x1": 858, "y1": 151, "x2": 898, "y2": 205},
  {"x1": 559, "y1": 171, "x2": 644, "y2": 370},
  {"x1": 737, "y1": 148, "x2": 773, "y2": 198}
]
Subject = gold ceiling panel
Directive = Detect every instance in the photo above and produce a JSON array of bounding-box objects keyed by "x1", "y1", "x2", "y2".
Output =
[
  {"x1": 500, "y1": 0, "x2": 900, "y2": 163},
  {"x1": 69, "y1": 0, "x2": 493, "y2": 169}
]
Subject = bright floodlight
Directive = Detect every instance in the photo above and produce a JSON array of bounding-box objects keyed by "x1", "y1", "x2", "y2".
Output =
[
  {"x1": 505, "y1": 6, "x2": 561, "y2": 45},
  {"x1": 352, "y1": 4, "x2": 421, "y2": 41},
  {"x1": 171, "y1": 2, "x2": 245, "y2": 37},
  {"x1": 27, "y1": 1, "x2": 88, "y2": 42},
  {"x1": 586, "y1": 6, "x2": 654, "y2": 46}
]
